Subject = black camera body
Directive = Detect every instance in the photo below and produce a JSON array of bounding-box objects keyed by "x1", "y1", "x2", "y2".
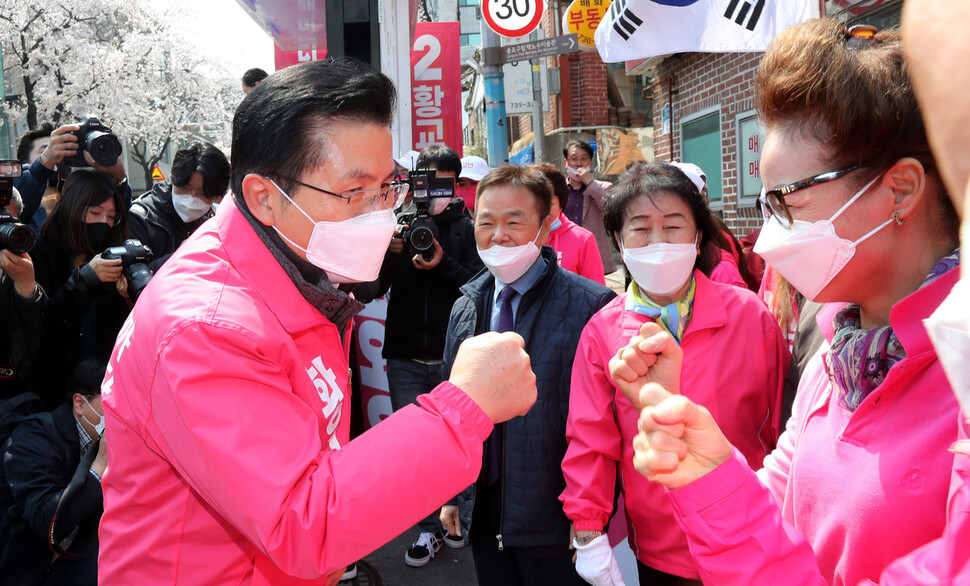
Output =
[
  {"x1": 0, "y1": 160, "x2": 34, "y2": 254},
  {"x1": 400, "y1": 169, "x2": 454, "y2": 261},
  {"x1": 65, "y1": 116, "x2": 123, "y2": 168},
  {"x1": 103, "y1": 239, "x2": 153, "y2": 301}
]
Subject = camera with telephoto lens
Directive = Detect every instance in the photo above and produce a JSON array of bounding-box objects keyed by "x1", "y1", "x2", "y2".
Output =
[
  {"x1": 0, "y1": 160, "x2": 35, "y2": 255},
  {"x1": 65, "y1": 115, "x2": 123, "y2": 168},
  {"x1": 102, "y1": 239, "x2": 153, "y2": 301},
  {"x1": 399, "y1": 169, "x2": 455, "y2": 261}
]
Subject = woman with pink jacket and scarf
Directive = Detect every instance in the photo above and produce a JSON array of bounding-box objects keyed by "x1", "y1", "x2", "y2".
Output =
[
  {"x1": 559, "y1": 162, "x2": 789, "y2": 585},
  {"x1": 617, "y1": 19, "x2": 963, "y2": 586}
]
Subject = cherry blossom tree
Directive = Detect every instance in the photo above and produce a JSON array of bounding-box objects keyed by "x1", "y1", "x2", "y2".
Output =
[{"x1": 0, "y1": 0, "x2": 235, "y2": 186}]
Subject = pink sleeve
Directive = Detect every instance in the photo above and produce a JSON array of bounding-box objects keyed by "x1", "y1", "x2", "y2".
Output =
[
  {"x1": 669, "y1": 450, "x2": 828, "y2": 586},
  {"x1": 560, "y1": 323, "x2": 621, "y2": 531},
  {"x1": 709, "y1": 255, "x2": 747, "y2": 289},
  {"x1": 579, "y1": 235, "x2": 606, "y2": 285},
  {"x1": 872, "y1": 418, "x2": 970, "y2": 586},
  {"x1": 148, "y1": 322, "x2": 492, "y2": 578},
  {"x1": 757, "y1": 346, "x2": 827, "y2": 505},
  {"x1": 585, "y1": 180, "x2": 613, "y2": 211}
]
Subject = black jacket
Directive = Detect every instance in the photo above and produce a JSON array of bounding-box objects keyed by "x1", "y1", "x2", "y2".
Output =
[
  {"x1": 128, "y1": 182, "x2": 214, "y2": 273},
  {"x1": 443, "y1": 247, "x2": 616, "y2": 548},
  {"x1": 0, "y1": 403, "x2": 102, "y2": 584},
  {"x1": 29, "y1": 237, "x2": 129, "y2": 408},
  {"x1": 0, "y1": 274, "x2": 45, "y2": 400},
  {"x1": 374, "y1": 199, "x2": 483, "y2": 361}
]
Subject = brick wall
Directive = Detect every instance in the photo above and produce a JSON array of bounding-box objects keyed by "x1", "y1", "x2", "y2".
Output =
[
  {"x1": 652, "y1": 52, "x2": 765, "y2": 235},
  {"x1": 568, "y1": 50, "x2": 610, "y2": 126}
]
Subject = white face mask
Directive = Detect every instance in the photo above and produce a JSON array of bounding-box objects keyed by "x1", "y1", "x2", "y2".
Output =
[
  {"x1": 82, "y1": 396, "x2": 105, "y2": 437},
  {"x1": 172, "y1": 189, "x2": 212, "y2": 223},
  {"x1": 270, "y1": 180, "x2": 397, "y2": 284},
  {"x1": 431, "y1": 196, "x2": 451, "y2": 216},
  {"x1": 623, "y1": 236, "x2": 698, "y2": 297},
  {"x1": 754, "y1": 175, "x2": 891, "y2": 301},
  {"x1": 478, "y1": 229, "x2": 543, "y2": 284}
]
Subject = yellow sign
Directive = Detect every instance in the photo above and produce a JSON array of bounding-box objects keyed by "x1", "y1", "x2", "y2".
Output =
[
  {"x1": 562, "y1": 0, "x2": 611, "y2": 48},
  {"x1": 151, "y1": 164, "x2": 165, "y2": 182}
]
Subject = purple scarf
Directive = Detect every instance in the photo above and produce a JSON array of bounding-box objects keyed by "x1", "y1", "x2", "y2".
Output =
[{"x1": 828, "y1": 251, "x2": 960, "y2": 412}]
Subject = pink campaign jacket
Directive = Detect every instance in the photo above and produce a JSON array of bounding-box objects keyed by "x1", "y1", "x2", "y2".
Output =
[
  {"x1": 547, "y1": 213, "x2": 606, "y2": 285},
  {"x1": 560, "y1": 270, "x2": 789, "y2": 578},
  {"x1": 666, "y1": 267, "x2": 961, "y2": 586},
  {"x1": 98, "y1": 199, "x2": 493, "y2": 585}
]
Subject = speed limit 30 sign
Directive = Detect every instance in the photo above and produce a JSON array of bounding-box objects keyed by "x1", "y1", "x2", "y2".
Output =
[{"x1": 482, "y1": 0, "x2": 544, "y2": 38}]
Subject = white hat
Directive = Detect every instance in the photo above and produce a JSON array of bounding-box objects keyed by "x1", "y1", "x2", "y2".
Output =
[
  {"x1": 460, "y1": 156, "x2": 490, "y2": 181},
  {"x1": 671, "y1": 161, "x2": 707, "y2": 193},
  {"x1": 395, "y1": 150, "x2": 420, "y2": 171}
]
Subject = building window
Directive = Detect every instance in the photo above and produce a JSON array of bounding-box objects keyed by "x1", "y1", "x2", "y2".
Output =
[
  {"x1": 681, "y1": 108, "x2": 722, "y2": 203},
  {"x1": 736, "y1": 112, "x2": 764, "y2": 205},
  {"x1": 460, "y1": 33, "x2": 482, "y2": 46}
]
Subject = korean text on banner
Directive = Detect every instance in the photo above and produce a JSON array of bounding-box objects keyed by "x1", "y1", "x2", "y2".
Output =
[
  {"x1": 274, "y1": 45, "x2": 327, "y2": 70},
  {"x1": 594, "y1": 0, "x2": 819, "y2": 63},
  {"x1": 411, "y1": 22, "x2": 463, "y2": 156}
]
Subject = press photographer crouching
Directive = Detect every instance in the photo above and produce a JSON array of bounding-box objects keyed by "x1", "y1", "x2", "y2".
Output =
[
  {"x1": 129, "y1": 142, "x2": 230, "y2": 272},
  {"x1": 0, "y1": 359, "x2": 108, "y2": 585},
  {"x1": 0, "y1": 162, "x2": 45, "y2": 400},
  {"x1": 29, "y1": 170, "x2": 140, "y2": 408}
]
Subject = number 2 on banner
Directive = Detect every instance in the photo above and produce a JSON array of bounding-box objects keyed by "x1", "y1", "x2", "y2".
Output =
[
  {"x1": 482, "y1": 0, "x2": 544, "y2": 38},
  {"x1": 413, "y1": 35, "x2": 442, "y2": 81}
]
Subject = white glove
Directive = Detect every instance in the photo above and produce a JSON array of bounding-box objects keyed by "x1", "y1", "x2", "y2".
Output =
[{"x1": 573, "y1": 534, "x2": 626, "y2": 586}]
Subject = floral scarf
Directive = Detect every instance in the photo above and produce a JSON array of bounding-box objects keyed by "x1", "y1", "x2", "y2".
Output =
[
  {"x1": 829, "y1": 250, "x2": 960, "y2": 411},
  {"x1": 625, "y1": 279, "x2": 697, "y2": 343}
]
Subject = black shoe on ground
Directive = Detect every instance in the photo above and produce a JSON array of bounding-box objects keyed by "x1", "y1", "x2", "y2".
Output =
[
  {"x1": 442, "y1": 531, "x2": 465, "y2": 549},
  {"x1": 404, "y1": 531, "x2": 442, "y2": 567}
]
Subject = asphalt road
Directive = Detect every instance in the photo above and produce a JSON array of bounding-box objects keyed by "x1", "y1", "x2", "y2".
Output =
[{"x1": 343, "y1": 525, "x2": 478, "y2": 585}]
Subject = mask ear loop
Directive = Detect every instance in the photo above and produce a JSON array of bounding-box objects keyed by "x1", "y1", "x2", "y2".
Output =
[{"x1": 827, "y1": 174, "x2": 882, "y2": 225}]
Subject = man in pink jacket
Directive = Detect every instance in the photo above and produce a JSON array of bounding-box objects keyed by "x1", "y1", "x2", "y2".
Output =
[{"x1": 97, "y1": 58, "x2": 537, "y2": 586}]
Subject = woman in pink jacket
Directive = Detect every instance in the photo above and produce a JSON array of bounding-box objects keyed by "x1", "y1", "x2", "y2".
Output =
[
  {"x1": 620, "y1": 20, "x2": 962, "y2": 586},
  {"x1": 559, "y1": 161, "x2": 789, "y2": 585}
]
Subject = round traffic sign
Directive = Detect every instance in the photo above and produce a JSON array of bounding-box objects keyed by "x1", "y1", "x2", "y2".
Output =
[{"x1": 482, "y1": 0, "x2": 544, "y2": 38}]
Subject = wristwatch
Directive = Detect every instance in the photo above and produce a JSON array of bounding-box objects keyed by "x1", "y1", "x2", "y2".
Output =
[{"x1": 575, "y1": 530, "x2": 603, "y2": 545}]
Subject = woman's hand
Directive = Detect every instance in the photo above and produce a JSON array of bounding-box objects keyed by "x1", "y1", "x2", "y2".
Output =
[
  {"x1": 440, "y1": 505, "x2": 461, "y2": 538},
  {"x1": 0, "y1": 250, "x2": 38, "y2": 298},
  {"x1": 88, "y1": 253, "x2": 123, "y2": 283},
  {"x1": 609, "y1": 321, "x2": 683, "y2": 408},
  {"x1": 632, "y1": 382, "x2": 733, "y2": 489}
]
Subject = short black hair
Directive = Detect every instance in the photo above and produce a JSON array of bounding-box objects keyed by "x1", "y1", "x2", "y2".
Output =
[
  {"x1": 242, "y1": 67, "x2": 268, "y2": 88},
  {"x1": 530, "y1": 162, "x2": 568, "y2": 210},
  {"x1": 171, "y1": 142, "x2": 231, "y2": 198},
  {"x1": 476, "y1": 165, "x2": 553, "y2": 220},
  {"x1": 604, "y1": 161, "x2": 720, "y2": 276},
  {"x1": 563, "y1": 140, "x2": 594, "y2": 160},
  {"x1": 17, "y1": 122, "x2": 54, "y2": 164},
  {"x1": 231, "y1": 58, "x2": 397, "y2": 199},
  {"x1": 416, "y1": 145, "x2": 461, "y2": 176},
  {"x1": 72, "y1": 358, "x2": 108, "y2": 398}
]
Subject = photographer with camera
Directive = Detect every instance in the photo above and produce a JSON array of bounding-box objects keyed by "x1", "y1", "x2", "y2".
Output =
[
  {"x1": 14, "y1": 119, "x2": 132, "y2": 232},
  {"x1": 129, "y1": 142, "x2": 230, "y2": 272},
  {"x1": 29, "y1": 170, "x2": 134, "y2": 408},
  {"x1": 361, "y1": 144, "x2": 483, "y2": 568},
  {"x1": 0, "y1": 179, "x2": 45, "y2": 400}
]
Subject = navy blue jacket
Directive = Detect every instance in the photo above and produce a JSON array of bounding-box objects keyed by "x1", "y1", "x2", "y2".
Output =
[{"x1": 443, "y1": 246, "x2": 616, "y2": 548}]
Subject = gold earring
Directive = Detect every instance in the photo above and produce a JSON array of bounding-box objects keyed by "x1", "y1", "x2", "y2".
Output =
[{"x1": 893, "y1": 211, "x2": 905, "y2": 226}]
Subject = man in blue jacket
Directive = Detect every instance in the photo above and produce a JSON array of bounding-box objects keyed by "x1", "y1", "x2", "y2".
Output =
[{"x1": 440, "y1": 165, "x2": 616, "y2": 585}]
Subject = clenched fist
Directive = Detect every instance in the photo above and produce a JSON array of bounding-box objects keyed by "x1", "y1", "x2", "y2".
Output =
[{"x1": 450, "y1": 331, "x2": 537, "y2": 423}]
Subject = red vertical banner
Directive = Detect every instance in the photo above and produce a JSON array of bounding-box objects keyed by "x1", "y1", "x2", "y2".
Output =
[
  {"x1": 411, "y1": 22, "x2": 463, "y2": 156},
  {"x1": 352, "y1": 296, "x2": 392, "y2": 431},
  {"x1": 274, "y1": 45, "x2": 327, "y2": 70}
]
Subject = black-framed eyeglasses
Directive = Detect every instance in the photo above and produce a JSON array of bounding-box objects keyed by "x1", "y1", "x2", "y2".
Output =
[
  {"x1": 759, "y1": 165, "x2": 860, "y2": 228},
  {"x1": 285, "y1": 177, "x2": 409, "y2": 213}
]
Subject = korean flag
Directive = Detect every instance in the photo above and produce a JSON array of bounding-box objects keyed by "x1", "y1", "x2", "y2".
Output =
[{"x1": 594, "y1": 0, "x2": 820, "y2": 63}]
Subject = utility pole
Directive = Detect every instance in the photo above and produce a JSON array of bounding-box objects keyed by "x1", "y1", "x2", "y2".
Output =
[
  {"x1": 481, "y1": 22, "x2": 509, "y2": 166},
  {"x1": 529, "y1": 31, "x2": 544, "y2": 163}
]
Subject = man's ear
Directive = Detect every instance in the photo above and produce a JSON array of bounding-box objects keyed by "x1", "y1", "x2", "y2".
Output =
[
  {"x1": 71, "y1": 393, "x2": 86, "y2": 416},
  {"x1": 242, "y1": 174, "x2": 280, "y2": 226},
  {"x1": 883, "y1": 157, "x2": 927, "y2": 222},
  {"x1": 537, "y1": 214, "x2": 553, "y2": 247}
]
